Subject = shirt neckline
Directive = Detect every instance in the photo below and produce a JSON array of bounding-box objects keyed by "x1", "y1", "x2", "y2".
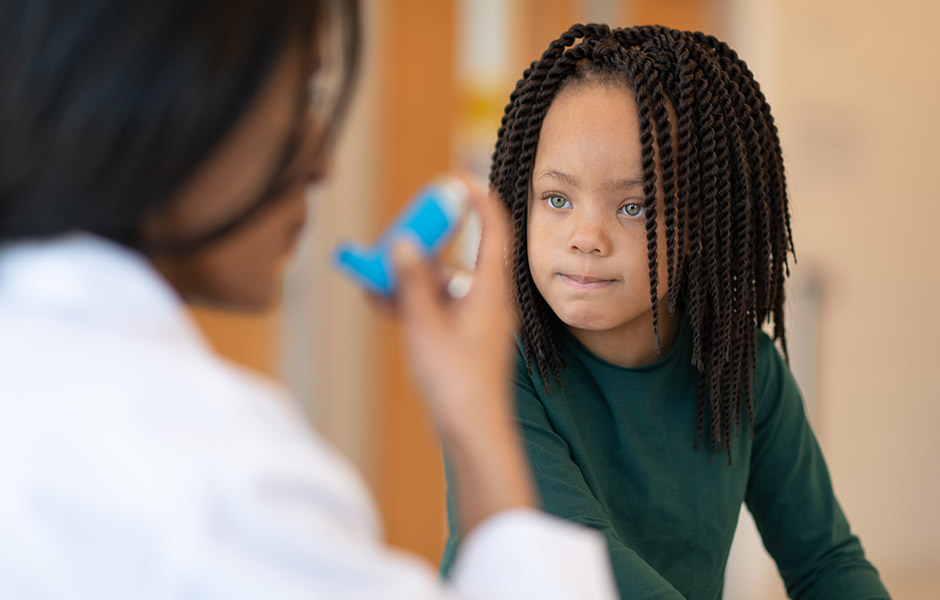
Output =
[{"x1": 555, "y1": 311, "x2": 691, "y2": 374}]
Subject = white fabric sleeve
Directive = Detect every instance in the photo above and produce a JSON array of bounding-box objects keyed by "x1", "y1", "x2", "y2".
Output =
[
  {"x1": 0, "y1": 405, "x2": 618, "y2": 600},
  {"x1": 181, "y1": 390, "x2": 620, "y2": 600},
  {"x1": 451, "y1": 508, "x2": 619, "y2": 600},
  {"x1": 187, "y1": 429, "x2": 619, "y2": 600}
]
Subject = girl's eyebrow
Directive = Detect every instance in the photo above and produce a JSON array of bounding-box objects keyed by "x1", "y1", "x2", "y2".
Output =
[
  {"x1": 535, "y1": 169, "x2": 645, "y2": 191},
  {"x1": 536, "y1": 169, "x2": 580, "y2": 187},
  {"x1": 604, "y1": 175, "x2": 645, "y2": 191}
]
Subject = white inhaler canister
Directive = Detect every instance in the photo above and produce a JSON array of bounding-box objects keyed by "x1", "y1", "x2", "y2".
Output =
[{"x1": 333, "y1": 177, "x2": 468, "y2": 296}]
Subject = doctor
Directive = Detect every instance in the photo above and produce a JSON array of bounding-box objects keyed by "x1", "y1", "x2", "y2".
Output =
[{"x1": 0, "y1": 1, "x2": 616, "y2": 599}]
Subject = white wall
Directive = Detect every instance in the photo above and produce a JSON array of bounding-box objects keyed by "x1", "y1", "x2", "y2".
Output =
[{"x1": 723, "y1": 0, "x2": 940, "y2": 598}]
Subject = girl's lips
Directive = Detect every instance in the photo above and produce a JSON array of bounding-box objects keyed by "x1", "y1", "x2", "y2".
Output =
[{"x1": 558, "y1": 273, "x2": 615, "y2": 289}]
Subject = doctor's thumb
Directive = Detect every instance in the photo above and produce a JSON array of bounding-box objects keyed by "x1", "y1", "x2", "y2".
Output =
[{"x1": 392, "y1": 240, "x2": 444, "y2": 332}]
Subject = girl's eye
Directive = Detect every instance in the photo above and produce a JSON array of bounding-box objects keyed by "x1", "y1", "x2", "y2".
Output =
[
  {"x1": 620, "y1": 203, "x2": 644, "y2": 217},
  {"x1": 547, "y1": 196, "x2": 570, "y2": 209}
]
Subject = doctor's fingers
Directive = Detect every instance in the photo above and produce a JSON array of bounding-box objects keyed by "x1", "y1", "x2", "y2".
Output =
[
  {"x1": 392, "y1": 240, "x2": 448, "y2": 335},
  {"x1": 463, "y1": 183, "x2": 513, "y2": 316}
]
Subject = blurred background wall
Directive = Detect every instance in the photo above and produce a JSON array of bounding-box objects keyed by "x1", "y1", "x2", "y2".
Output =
[{"x1": 192, "y1": 1, "x2": 939, "y2": 598}]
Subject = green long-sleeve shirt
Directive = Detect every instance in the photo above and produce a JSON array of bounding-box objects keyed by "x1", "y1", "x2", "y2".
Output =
[{"x1": 441, "y1": 317, "x2": 890, "y2": 599}]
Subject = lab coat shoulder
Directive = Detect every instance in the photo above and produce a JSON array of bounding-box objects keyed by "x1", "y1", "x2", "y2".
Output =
[{"x1": 0, "y1": 304, "x2": 389, "y2": 597}]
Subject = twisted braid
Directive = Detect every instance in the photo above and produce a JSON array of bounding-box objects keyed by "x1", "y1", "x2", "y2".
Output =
[
  {"x1": 493, "y1": 24, "x2": 794, "y2": 459},
  {"x1": 626, "y1": 49, "x2": 662, "y2": 353},
  {"x1": 691, "y1": 62, "x2": 730, "y2": 456},
  {"x1": 639, "y1": 46, "x2": 678, "y2": 355},
  {"x1": 650, "y1": 40, "x2": 681, "y2": 318}
]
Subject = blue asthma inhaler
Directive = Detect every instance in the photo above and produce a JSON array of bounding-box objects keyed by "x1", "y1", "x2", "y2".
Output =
[{"x1": 333, "y1": 177, "x2": 469, "y2": 296}]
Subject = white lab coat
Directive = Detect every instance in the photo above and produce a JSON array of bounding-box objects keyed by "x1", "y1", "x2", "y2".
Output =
[{"x1": 0, "y1": 234, "x2": 616, "y2": 600}]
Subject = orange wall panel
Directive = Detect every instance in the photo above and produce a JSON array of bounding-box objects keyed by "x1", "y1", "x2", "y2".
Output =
[
  {"x1": 627, "y1": 0, "x2": 713, "y2": 31},
  {"x1": 189, "y1": 306, "x2": 278, "y2": 376},
  {"x1": 375, "y1": 0, "x2": 458, "y2": 564}
]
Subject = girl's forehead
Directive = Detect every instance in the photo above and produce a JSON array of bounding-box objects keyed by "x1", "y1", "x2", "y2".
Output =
[
  {"x1": 538, "y1": 83, "x2": 641, "y2": 150},
  {"x1": 542, "y1": 83, "x2": 637, "y2": 137}
]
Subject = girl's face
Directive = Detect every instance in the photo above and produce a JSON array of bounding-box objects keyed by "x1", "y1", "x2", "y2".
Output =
[{"x1": 527, "y1": 81, "x2": 676, "y2": 366}]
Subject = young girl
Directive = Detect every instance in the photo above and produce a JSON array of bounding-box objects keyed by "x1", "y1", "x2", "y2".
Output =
[{"x1": 441, "y1": 24, "x2": 891, "y2": 600}]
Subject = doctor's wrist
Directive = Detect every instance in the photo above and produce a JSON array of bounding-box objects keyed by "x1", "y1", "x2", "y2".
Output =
[{"x1": 439, "y1": 405, "x2": 537, "y2": 532}]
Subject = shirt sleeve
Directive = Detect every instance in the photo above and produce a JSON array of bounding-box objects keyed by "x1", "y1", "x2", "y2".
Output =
[
  {"x1": 180, "y1": 395, "x2": 621, "y2": 600},
  {"x1": 508, "y1": 374, "x2": 688, "y2": 600},
  {"x1": 452, "y1": 509, "x2": 618, "y2": 600},
  {"x1": 197, "y1": 465, "x2": 619, "y2": 600},
  {"x1": 746, "y1": 334, "x2": 891, "y2": 600},
  {"x1": 0, "y1": 376, "x2": 619, "y2": 600}
]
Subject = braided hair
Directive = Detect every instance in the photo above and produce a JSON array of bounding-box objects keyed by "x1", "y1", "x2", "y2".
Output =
[{"x1": 493, "y1": 24, "x2": 794, "y2": 461}]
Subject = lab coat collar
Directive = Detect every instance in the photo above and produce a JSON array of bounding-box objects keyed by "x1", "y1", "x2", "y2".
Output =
[{"x1": 0, "y1": 232, "x2": 208, "y2": 350}]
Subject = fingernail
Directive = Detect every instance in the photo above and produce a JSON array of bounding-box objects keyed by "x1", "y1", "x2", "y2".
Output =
[{"x1": 447, "y1": 270, "x2": 474, "y2": 299}]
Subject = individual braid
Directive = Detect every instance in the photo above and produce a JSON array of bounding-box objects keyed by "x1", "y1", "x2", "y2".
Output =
[
  {"x1": 648, "y1": 40, "x2": 681, "y2": 320},
  {"x1": 625, "y1": 48, "x2": 662, "y2": 354},
  {"x1": 493, "y1": 24, "x2": 795, "y2": 460}
]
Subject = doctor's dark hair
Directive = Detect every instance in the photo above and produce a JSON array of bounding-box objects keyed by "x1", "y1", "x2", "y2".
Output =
[
  {"x1": 494, "y1": 24, "x2": 794, "y2": 461},
  {"x1": 0, "y1": 0, "x2": 359, "y2": 252}
]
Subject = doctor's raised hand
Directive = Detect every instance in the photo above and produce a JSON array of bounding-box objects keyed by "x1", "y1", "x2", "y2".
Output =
[{"x1": 392, "y1": 181, "x2": 535, "y2": 532}]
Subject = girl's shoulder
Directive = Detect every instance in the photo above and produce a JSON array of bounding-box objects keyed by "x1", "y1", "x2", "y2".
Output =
[
  {"x1": 753, "y1": 327, "x2": 803, "y2": 425},
  {"x1": 754, "y1": 328, "x2": 791, "y2": 387}
]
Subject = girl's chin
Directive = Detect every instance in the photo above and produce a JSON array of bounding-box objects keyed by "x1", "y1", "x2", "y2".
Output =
[
  {"x1": 556, "y1": 312, "x2": 615, "y2": 333},
  {"x1": 555, "y1": 306, "x2": 650, "y2": 336}
]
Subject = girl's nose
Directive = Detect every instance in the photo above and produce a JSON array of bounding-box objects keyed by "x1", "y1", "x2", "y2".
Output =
[{"x1": 567, "y1": 212, "x2": 612, "y2": 256}]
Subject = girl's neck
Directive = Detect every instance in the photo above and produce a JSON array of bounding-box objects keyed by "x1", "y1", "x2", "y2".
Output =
[{"x1": 566, "y1": 298, "x2": 682, "y2": 368}]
